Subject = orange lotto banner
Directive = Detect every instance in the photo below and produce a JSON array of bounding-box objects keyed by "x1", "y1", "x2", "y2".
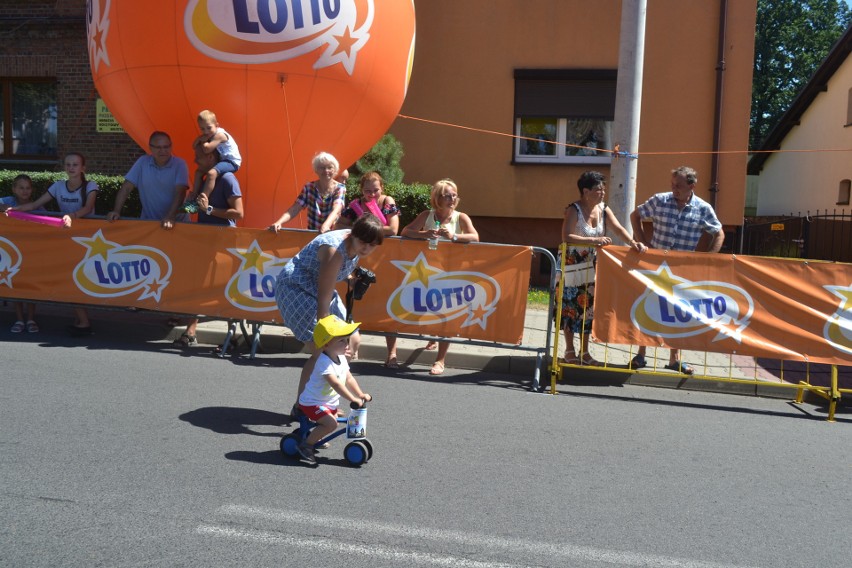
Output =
[
  {"x1": 592, "y1": 247, "x2": 852, "y2": 366},
  {"x1": 0, "y1": 216, "x2": 530, "y2": 345}
]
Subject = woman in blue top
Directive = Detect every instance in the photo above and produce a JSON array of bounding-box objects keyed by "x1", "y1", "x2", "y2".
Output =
[{"x1": 275, "y1": 214, "x2": 384, "y2": 413}]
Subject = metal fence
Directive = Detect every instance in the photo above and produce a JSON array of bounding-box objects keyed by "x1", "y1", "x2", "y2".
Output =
[{"x1": 740, "y1": 209, "x2": 852, "y2": 262}]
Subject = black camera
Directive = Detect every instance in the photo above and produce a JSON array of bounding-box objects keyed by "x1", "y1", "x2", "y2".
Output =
[{"x1": 351, "y1": 266, "x2": 376, "y2": 301}]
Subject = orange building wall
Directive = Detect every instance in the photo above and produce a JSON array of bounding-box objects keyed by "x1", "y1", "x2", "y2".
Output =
[{"x1": 389, "y1": 0, "x2": 756, "y2": 251}]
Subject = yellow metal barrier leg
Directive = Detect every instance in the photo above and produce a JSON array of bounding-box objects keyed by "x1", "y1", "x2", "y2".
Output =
[{"x1": 828, "y1": 365, "x2": 839, "y2": 423}]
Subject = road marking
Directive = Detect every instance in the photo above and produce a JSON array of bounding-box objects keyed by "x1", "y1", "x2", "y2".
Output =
[
  {"x1": 196, "y1": 524, "x2": 536, "y2": 568},
  {"x1": 200, "y1": 504, "x2": 761, "y2": 568}
]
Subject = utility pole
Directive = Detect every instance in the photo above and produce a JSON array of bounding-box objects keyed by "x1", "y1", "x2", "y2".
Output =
[{"x1": 608, "y1": 0, "x2": 647, "y2": 241}]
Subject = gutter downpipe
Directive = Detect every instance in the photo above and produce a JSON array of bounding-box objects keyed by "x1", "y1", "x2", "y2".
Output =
[{"x1": 710, "y1": 0, "x2": 728, "y2": 211}]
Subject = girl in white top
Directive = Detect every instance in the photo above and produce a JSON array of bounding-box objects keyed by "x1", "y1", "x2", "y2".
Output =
[
  {"x1": 8, "y1": 152, "x2": 98, "y2": 335},
  {"x1": 11, "y1": 152, "x2": 98, "y2": 225},
  {"x1": 401, "y1": 179, "x2": 480, "y2": 376}
]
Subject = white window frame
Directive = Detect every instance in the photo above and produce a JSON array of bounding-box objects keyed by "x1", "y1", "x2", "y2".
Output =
[{"x1": 514, "y1": 117, "x2": 613, "y2": 164}]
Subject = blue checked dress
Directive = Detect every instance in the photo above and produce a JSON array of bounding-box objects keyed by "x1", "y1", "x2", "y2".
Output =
[{"x1": 274, "y1": 230, "x2": 358, "y2": 342}]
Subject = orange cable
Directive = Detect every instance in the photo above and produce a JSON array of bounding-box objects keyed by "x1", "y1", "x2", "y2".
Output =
[{"x1": 396, "y1": 114, "x2": 852, "y2": 157}]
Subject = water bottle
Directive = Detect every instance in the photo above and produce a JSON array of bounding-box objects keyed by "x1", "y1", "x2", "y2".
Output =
[{"x1": 428, "y1": 220, "x2": 440, "y2": 250}]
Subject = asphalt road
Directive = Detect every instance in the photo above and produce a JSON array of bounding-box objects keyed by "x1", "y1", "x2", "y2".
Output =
[{"x1": 1, "y1": 321, "x2": 850, "y2": 567}]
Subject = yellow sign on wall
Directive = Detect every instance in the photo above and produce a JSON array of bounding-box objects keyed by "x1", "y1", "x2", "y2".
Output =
[{"x1": 96, "y1": 98, "x2": 124, "y2": 133}]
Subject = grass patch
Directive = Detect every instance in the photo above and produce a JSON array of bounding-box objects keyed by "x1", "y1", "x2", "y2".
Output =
[{"x1": 527, "y1": 287, "x2": 551, "y2": 310}]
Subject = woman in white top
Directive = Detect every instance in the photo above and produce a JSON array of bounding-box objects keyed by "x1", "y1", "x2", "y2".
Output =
[
  {"x1": 401, "y1": 179, "x2": 479, "y2": 375},
  {"x1": 9, "y1": 152, "x2": 99, "y2": 336},
  {"x1": 559, "y1": 171, "x2": 645, "y2": 365}
]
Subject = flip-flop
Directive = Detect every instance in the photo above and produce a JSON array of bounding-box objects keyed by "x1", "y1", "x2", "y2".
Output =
[
  {"x1": 429, "y1": 361, "x2": 445, "y2": 375},
  {"x1": 665, "y1": 361, "x2": 695, "y2": 375},
  {"x1": 425, "y1": 341, "x2": 438, "y2": 351},
  {"x1": 630, "y1": 355, "x2": 647, "y2": 369},
  {"x1": 559, "y1": 356, "x2": 582, "y2": 365},
  {"x1": 384, "y1": 355, "x2": 400, "y2": 369}
]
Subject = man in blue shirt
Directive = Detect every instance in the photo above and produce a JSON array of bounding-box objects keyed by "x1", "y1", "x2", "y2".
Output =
[
  {"x1": 107, "y1": 131, "x2": 189, "y2": 228},
  {"x1": 173, "y1": 146, "x2": 244, "y2": 348},
  {"x1": 629, "y1": 166, "x2": 724, "y2": 374},
  {"x1": 194, "y1": 147, "x2": 243, "y2": 227}
]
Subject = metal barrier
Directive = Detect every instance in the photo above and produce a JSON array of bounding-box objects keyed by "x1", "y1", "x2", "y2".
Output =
[
  {"x1": 547, "y1": 242, "x2": 848, "y2": 422},
  {"x1": 2, "y1": 241, "x2": 558, "y2": 385},
  {"x1": 304, "y1": 245, "x2": 558, "y2": 388}
]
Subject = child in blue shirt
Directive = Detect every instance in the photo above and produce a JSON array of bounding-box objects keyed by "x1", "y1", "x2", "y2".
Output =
[
  {"x1": 296, "y1": 315, "x2": 371, "y2": 465},
  {"x1": 1, "y1": 175, "x2": 40, "y2": 333}
]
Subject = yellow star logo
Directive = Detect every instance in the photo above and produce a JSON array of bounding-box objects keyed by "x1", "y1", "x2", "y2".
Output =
[
  {"x1": 75, "y1": 230, "x2": 116, "y2": 260},
  {"x1": 643, "y1": 263, "x2": 688, "y2": 296},
  {"x1": 393, "y1": 254, "x2": 444, "y2": 287},
  {"x1": 229, "y1": 241, "x2": 282, "y2": 273},
  {"x1": 835, "y1": 287, "x2": 852, "y2": 309}
]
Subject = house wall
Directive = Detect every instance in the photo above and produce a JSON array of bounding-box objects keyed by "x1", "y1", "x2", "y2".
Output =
[
  {"x1": 756, "y1": 58, "x2": 852, "y2": 215},
  {"x1": 389, "y1": 0, "x2": 756, "y2": 251},
  {"x1": 0, "y1": 0, "x2": 143, "y2": 175}
]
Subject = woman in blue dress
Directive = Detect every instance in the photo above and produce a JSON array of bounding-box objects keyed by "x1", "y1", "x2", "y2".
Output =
[{"x1": 275, "y1": 214, "x2": 384, "y2": 411}]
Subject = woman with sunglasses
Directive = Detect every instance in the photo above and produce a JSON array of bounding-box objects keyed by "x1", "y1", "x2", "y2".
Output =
[{"x1": 401, "y1": 179, "x2": 479, "y2": 375}]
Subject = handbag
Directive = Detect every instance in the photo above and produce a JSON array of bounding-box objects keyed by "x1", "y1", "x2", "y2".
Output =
[{"x1": 561, "y1": 202, "x2": 605, "y2": 288}]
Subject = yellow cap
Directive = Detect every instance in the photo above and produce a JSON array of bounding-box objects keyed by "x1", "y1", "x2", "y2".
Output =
[{"x1": 313, "y1": 315, "x2": 360, "y2": 348}]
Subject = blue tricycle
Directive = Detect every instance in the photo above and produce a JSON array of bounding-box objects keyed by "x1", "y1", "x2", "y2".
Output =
[{"x1": 280, "y1": 401, "x2": 373, "y2": 466}]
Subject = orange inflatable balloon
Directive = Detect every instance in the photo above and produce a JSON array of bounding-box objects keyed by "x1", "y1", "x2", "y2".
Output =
[{"x1": 86, "y1": 0, "x2": 415, "y2": 228}]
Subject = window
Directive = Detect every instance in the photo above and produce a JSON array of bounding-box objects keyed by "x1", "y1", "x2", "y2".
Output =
[
  {"x1": 514, "y1": 69, "x2": 616, "y2": 164},
  {"x1": 0, "y1": 78, "x2": 58, "y2": 160},
  {"x1": 838, "y1": 179, "x2": 851, "y2": 205}
]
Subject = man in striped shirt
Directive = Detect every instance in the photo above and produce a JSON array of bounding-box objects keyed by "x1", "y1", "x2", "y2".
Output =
[{"x1": 628, "y1": 166, "x2": 723, "y2": 374}]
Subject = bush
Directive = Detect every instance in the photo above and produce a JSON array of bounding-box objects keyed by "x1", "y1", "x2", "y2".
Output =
[
  {"x1": 348, "y1": 133, "x2": 405, "y2": 184},
  {"x1": 0, "y1": 170, "x2": 135, "y2": 217}
]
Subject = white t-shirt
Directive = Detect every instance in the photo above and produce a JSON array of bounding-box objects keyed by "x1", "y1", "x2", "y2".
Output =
[
  {"x1": 47, "y1": 180, "x2": 99, "y2": 217},
  {"x1": 299, "y1": 352, "x2": 349, "y2": 408}
]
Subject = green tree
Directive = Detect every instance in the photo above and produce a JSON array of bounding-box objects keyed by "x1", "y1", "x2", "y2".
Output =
[
  {"x1": 750, "y1": 0, "x2": 851, "y2": 149},
  {"x1": 348, "y1": 133, "x2": 405, "y2": 184}
]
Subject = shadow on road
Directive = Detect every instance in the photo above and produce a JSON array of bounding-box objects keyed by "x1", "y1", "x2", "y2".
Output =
[
  {"x1": 179, "y1": 406, "x2": 295, "y2": 437},
  {"x1": 560, "y1": 389, "x2": 851, "y2": 423}
]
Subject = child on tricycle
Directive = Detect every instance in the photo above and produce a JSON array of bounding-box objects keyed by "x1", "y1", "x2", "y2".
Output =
[{"x1": 294, "y1": 315, "x2": 371, "y2": 465}]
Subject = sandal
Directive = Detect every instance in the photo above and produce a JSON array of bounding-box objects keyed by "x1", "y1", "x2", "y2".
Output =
[
  {"x1": 173, "y1": 333, "x2": 197, "y2": 347},
  {"x1": 68, "y1": 325, "x2": 94, "y2": 336},
  {"x1": 580, "y1": 353, "x2": 600, "y2": 366},
  {"x1": 384, "y1": 355, "x2": 400, "y2": 369},
  {"x1": 429, "y1": 361, "x2": 445, "y2": 375},
  {"x1": 213, "y1": 336, "x2": 239, "y2": 354},
  {"x1": 425, "y1": 341, "x2": 438, "y2": 351},
  {"x1": 10, "y1": 320, "x2": 25, "y2": 333},
  {"x1": 26, "y1": 320, "x2": 39, "y2": 333},
  {"x1": 630, "y1": 355, "x2": 647, "y2": 369},
  {"x1": 665, "y1": 361, "x2": 694, "y2": 375}
]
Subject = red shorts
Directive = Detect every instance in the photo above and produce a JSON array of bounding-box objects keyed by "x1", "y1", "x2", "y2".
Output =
[{"x1": 299, "y1": 403, "x2": 338, "y2": 422}]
